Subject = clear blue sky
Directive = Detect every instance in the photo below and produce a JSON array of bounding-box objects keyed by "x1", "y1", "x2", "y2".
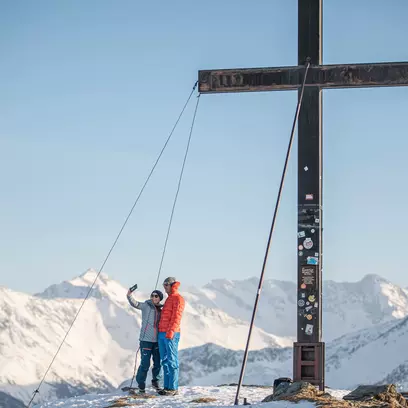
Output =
[{"x1": 1, "y1": 0, "x2": 407, "y2": 294}]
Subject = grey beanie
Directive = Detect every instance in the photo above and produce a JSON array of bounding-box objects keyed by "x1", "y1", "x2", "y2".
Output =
[{"x1": 163, "y1": 276, "x2": 176, "y2": 285}]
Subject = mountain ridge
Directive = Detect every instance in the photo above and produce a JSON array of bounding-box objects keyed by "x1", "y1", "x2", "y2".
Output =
[{"x1": 2, "y1": 269, "x2": 408, "y2": 405}]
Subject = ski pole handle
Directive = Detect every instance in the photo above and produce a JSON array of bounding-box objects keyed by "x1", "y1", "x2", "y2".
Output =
[{"x1": 129, "y1": 283, "x2": 138, "y2": 293}]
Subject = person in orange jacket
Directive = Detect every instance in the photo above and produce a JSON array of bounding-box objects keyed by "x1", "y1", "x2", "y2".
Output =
[{"x1": 157, "y1": 276, "x2": 185, "y2": 396}]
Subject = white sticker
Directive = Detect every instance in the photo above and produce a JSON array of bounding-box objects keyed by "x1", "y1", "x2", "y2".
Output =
[
  {"x1": 303, "y1": 238, "x2": 313, "y2": 250},
  {"x1": 298, "y1": 245, "x2": 304, "y2": 250},
  {"x1": 298, "y1": 300, "x2": 305, "y2": 307},
  {"x1": 298, "y1": 231, "x2": 306, "y2": 238},
  {"x1": 315, "y1": 252, "x2": 319, "y2": 257},
  {"x1": 315, "y1": 218, "x2": 320, "y2": 223},
  {"x1": 306, "y1": 194, "x2": 313, "y2": 200},
  {"x1": 314, "y1": 302, "x2": 318, "y2": 308},
  {"x1": 311, "y1": 229, "x2": 315, "y2": 233},
  {"x1": 305, "y1": 324, "x2": 313, "y2": 335},
  {"x1": 304, "y1": 166, "x2": 309, "y2": 171}
]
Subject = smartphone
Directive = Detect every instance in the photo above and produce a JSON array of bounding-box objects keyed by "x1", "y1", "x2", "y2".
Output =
[{"x1": 129, "y1": 283, "x2": 138, "y2": 293}]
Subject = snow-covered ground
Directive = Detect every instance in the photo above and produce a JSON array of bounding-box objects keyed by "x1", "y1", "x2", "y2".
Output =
[{"x1": 32, "y1": 386, "x2": 350, "y2": 408}]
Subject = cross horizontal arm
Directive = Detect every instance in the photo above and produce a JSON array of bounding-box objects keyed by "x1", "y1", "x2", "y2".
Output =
[{"x1": 198, "y1": 61, "x2": 408, "y2": 93}]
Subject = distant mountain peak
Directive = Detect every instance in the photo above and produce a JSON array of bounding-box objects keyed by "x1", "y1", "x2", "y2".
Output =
[
  {"x1": 205, "y1": 278, "x2": 234, "y2": 289},
  {"x1": 34, "y1": 268, "x2": 126, "y2": 302},
  {"x1": 77, "y1": 268, "x2": 109, "y2": 283},
  {"x1": 360, "y1": 273, "x2": 389, "y2": 284}
]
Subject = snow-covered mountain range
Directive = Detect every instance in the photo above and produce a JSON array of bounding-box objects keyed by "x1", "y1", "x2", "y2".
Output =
[
  {"x1": 1, "y1": 269, "x2": 408, "y2": 406},
  {"x1": 178, "y1": 316, "x2": 408, "y2": 391},
  {"x1": 186, "y1": 274, "x2": 408, "y2": 341}
]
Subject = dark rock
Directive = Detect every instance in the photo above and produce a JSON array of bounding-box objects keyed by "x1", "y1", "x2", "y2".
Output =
[
  {"x1": 273, "y1": 381, "x2": 292, "y2": 397},
  {"x1": 263, "y1": 381, "x2": 319, "y2": 402},
  {"x1": 344, "y1": 385, "x2": 397, "y2": 401},
  {"x1": 343, "y1": 384, "x2": 408, "y2": 407}
]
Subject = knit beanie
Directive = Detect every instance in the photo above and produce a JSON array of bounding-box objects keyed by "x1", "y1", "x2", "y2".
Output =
[{"x1": 151, "y1": 290, "x2": 164, "y2": 301}]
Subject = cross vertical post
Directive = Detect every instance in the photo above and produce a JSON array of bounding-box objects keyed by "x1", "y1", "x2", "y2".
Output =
[{"x1": 293, "y1": 0, "x2": 325, "y2": 390}]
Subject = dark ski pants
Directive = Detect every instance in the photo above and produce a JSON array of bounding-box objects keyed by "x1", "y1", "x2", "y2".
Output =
[
  {"x1": 158, "y1": 331, "x2": 180, "y2": 390},
  {"x1": 136, "y1": 341, "x2": 161, "y2": 390}
]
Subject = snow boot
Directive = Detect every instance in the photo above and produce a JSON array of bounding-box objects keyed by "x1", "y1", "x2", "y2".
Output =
[
  {"x1": 151, "y1": 380, "x2": 161, "y2": 391},
  {"x1": 158, "y1": 389, "x2": 178, "y2": 396}
]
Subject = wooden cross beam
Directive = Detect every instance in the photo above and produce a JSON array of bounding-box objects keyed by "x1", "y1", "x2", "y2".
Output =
[
  {"x1": 198, "y1": 0, "x2": 408, "y2": 390},
  {"x1": 198, "y1": 61, "x2": 408, "y2": 93}
]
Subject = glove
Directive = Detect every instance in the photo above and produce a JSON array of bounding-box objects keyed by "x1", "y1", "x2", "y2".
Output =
[{"x1": 166, "y1": 330, "x2": 174, "y2": 340}]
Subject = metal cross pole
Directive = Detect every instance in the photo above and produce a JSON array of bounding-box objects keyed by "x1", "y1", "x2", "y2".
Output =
[{"x1": 198, "y1": 0, "x2": 408, "y2": 391}]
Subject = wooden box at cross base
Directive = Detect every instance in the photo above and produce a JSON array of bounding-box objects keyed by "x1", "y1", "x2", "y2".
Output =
[{"x1": 293, "y1": 342, "x2": 325, "y2": 390}]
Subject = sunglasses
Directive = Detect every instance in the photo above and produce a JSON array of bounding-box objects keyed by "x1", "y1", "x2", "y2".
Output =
[{"x1": 151, "y1": 294, "x2": 160, "y2": 298}]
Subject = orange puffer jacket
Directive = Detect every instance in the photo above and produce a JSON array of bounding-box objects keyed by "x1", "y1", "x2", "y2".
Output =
[{"x1": 158, "y1": 281, "x2": 185, "y2": 339}]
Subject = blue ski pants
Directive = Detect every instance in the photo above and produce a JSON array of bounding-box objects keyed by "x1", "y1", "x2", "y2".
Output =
[
  {"x1": 158, "y1": 331, "x2": 180, "y2": 390},
  {"x1": 136, "y1": 341, "x2": 161, "y2": 389}
]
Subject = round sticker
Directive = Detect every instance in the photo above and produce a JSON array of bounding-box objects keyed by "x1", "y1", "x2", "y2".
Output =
[
  {"x1": 299, "y1": 251, "x2": 303, "y2": 256},
  {"x1": 306, "y1": 302, "x2": 310, "y2": 306},
  {"x1": 303, "y1": 238, "x2": 313, "y2": 250},
  {"x1": 311, "y1": 229, "x2": 315, "y2": 233},
  {"x1": 306, "y1": 314, "x2": 313, "y2": 320},
  {"x1": 297, "y1": 299, "x2": 305, "y2": 307},
  {"x1": 298, "y1": 245, "x2": 304, "y2": 250},
  {"x1": 300, "y1": 283, "x2": 306, "y2": 289},
  {"x1": 308, "y1": 295, "x2": 316, "y2": 302}
]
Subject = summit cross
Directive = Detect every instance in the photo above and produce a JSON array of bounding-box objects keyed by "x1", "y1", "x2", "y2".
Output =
[{"x1": 198, "y1": 0, "x2": 408, "y2": 389}]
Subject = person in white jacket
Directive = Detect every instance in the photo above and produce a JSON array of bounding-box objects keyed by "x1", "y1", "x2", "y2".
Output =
[{"x1": 127, "y1": 288, "x2": 164, "y2": 393}]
